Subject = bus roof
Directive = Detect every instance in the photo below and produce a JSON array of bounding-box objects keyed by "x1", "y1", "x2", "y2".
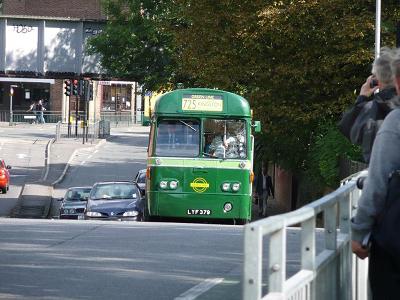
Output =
[{"x1": 153, "y1": 88, "x2": 251, "y2": 118}]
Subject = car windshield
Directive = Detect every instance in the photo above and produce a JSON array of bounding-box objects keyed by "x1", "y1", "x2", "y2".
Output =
[
  {"x1": 91, "y1": 183, "x2": 138, "y2": 200},
  {"x1": 155, "y1": 119, "x2": 199, "y2": 157},
  {"x1": 65, "y1": 188, "x2": 91, "y2": 201}
]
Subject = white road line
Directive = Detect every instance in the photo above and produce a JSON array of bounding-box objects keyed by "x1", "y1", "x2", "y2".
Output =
[{"x1": 174, "y1": 278, "x2": 224, "y2": 300}]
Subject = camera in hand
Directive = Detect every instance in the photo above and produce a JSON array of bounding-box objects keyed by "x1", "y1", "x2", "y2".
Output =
[{"x1": 370, "y1": 78, "x2": 379, "y2": 88}]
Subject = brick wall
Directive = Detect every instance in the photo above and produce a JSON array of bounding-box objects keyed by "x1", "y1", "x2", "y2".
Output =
[
  {"x1": 3, "y1": 0, "x2": 105, "y2": 20},
  {"x1": 50, "y1": 79, "x2": 63, "y2": 111}
]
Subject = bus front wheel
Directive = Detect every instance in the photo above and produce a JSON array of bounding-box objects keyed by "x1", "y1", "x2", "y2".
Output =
[{"x1": 235, "y1": 219, "x2": 249, "y2": 225}]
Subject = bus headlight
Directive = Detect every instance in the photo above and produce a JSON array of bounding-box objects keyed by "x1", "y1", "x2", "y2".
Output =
[
  {"x1": 221, "y1": 183, "x2": 230, "y2": 192},
  {"x1": 160, "y1": 181, "x2": 168, "y2": 189},
  {"x1": 169, "y1": 180, "x2": 178, "y2": 189},
  {"x1": 232, "y1": 183, "x2": 240, "y2": 192},
  {"x1": 224, "y1": 202, "x2": 233, "y2": 212}
]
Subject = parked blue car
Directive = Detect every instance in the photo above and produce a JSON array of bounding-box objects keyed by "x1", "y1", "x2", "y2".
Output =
[{"x1": 85, "y1": 181, "x2": 143, "y2": 221}]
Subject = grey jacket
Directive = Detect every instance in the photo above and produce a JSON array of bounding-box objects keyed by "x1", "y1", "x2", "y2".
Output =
[{"x1": 351, "y1": 108, "x2": 400, "y2": 242}]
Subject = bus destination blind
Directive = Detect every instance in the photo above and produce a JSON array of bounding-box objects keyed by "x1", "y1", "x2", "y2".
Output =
[{"x1": 182, "y1": 94, "x2": 223, "y2": 112}]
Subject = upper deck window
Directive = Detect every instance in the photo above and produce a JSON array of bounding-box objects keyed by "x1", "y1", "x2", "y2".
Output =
[{"x1": 155, "y1": 120, "x2": 200, "y2": 157}]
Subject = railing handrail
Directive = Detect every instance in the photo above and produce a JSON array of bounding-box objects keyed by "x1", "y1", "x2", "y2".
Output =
[{"x1": 243, "y1": 173, "x2": 367, "y2": 300}]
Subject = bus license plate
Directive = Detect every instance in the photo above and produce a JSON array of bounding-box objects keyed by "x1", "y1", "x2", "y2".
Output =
[{"x1": 187, "y1": 209, "x2": 211, "y2": 215}]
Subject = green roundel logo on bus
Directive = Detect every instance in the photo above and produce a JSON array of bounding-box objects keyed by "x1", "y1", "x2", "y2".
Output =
[{"x1": 190, "y1": 178, "x2": 210, "y2": 193}]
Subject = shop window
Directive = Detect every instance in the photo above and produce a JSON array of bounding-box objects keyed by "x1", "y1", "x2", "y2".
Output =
[{"x1": 102, "y1": 84, "x2": 132, "y2": 111}]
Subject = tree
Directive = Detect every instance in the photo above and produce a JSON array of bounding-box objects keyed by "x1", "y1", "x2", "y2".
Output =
[
  {"x1": 89, "y1": 0, "x2": 399, "y2": 186},
  {"x1": 172, "y1": 0, "x2": 398, "y2": 175},
  {"x1": 88, "y1": 0, "x2": 177, "y2": 90}
]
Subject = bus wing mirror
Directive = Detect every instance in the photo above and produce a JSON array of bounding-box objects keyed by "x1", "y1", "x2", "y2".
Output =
[{"x1": 252, "y1": 121, "x2": 261, "y2": 133}]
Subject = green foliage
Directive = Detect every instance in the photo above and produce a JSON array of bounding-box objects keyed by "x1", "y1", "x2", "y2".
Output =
[
  {"x1": 308, "y1": 122, "x2": 362, "y2": 188},
  {"x1": 88, "y1": 0, "x2": 178, "y2": 90},
  {"x1": 90, "y1": 0, "x2": 399, "y2": 182}
]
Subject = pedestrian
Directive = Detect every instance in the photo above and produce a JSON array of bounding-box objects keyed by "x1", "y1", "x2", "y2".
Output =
[
  {"x1": 338, "y1": 47, "x2": 400, "y2": 163},
  {"x1": 254, "y1": 165, "x2": 274, "y2": 217},
  {"x1": 26, "y1": 101, "x2": 37, "y2": 124},
  {"x1": 351, "y1": 47, "x2": 400, "y2": 299},
  {"x1": 36, "y1": 99, "x2": 46, "y2": 124}
]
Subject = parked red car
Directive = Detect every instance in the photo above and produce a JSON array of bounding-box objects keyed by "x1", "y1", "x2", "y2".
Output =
[{"x1": 0, "y1": 159, "x2": 11, "y2": 194}]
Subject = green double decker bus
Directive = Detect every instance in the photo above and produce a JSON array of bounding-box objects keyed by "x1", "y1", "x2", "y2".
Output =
[{"x1": 145, "y1": 88, "x2": 260, "y2": 224}]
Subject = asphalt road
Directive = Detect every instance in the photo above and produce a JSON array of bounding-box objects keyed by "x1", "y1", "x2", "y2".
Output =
[
  {"x1": 0, "y1": 218, "x2": 244, "y2": 300},
  {"x1": 0, "y1": 124, "x2": 52, "y2": 216},
  {"x1": 0, "y1": 125, "x2": 325, "y2": 299},
  {"x1": 50, "y1": 126, "x2": 149, "y2": 216}
]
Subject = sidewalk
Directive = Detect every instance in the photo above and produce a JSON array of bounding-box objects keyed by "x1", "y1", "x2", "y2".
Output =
[{"x1": 12, "y1": 138, "x2": 105, "y2": 218}]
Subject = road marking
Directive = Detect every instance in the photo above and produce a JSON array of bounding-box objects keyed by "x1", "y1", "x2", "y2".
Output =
[
  {"x1": 16, "y1": 153, "x2": 27, "y2": 159},
  {"x1": 174, "y1": 278, "x2": 224, "y2": 300},
  {"x1": 80, "y1": 160, "x2": 86, "y2": 166}
]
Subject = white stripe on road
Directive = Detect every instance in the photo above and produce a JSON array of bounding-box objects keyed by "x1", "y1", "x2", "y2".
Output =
[{"x1": 174, "y1": 278, "x2": 224, "y2": 300}]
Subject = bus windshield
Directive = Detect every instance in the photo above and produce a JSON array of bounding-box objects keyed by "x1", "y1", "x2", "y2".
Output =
[
  {"x1": 203, "y1": 119, "x2": 247, "y2": 159},
  {"x1": 155, "y1": 119, "x2": 200, "y2": 157}
]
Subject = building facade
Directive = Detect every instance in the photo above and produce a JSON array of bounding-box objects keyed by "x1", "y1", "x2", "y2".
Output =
[{"x1": 0, "y1": 0, "x2": 141, "y2": 123}]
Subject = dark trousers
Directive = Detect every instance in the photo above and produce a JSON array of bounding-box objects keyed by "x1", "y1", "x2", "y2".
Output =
[
  {"x1": 369, "y1": 239, "x2": 400, "y2": 299},
  {"x1": 258, "y1": 191, "x2": 268, "y2": 217}
]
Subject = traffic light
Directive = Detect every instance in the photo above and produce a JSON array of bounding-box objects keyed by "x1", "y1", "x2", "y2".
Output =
[
  {"x1": 64, "y1": 79, "x2": 71, "y2": 96},
  {"x1": 72, "y1": 79, "x2": 79, "y2": 96}
]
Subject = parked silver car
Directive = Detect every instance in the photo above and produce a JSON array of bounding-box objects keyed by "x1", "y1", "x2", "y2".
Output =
[
  {"x1": 133, "y1": 168, "x2": 146, "y2": 196},
  {"x1": 59, "y1": 186, "x2": 92, "y2": 220}
]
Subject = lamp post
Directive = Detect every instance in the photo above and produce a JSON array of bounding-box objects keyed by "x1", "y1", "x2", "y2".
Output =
[
  {"x1": 375, "y1": 0, "x2": 381, "y2": 58},
  {"x1": 9, "y1": 85, "x2": 18, "y2": 126}
]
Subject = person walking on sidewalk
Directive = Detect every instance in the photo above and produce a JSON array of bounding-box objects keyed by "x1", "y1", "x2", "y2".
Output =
[
  {"x1": 255, "y1": 165, "x2": 274, "y2": 217},
  {"x1": 27, "y1": 101, "x2": 37, "y2": 124},
  {"x1": 36, "y1": 99, "x2": 46, "y2": 124}
]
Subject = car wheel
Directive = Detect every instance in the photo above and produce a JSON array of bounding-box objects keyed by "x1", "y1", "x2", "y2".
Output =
[
  {"x1": 6, "y1": 184, "x2": 9, "y2": 191},
  {"x1": 1, "y1": 187, "x2": 6, "y2": 194},
  {"x1": 143, "y1": 206, "x2": 152, "y2": 222}
]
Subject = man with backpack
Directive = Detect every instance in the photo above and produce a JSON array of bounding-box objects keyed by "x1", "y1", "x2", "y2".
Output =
[{"x1": 351, "y1": 48, "x2": 400, "y2": 299}]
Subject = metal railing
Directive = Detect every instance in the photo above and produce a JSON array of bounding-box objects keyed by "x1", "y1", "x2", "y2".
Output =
[
  {"x1": 55, "y1": 120, "x2": 110, "y2": 143},
  {"x1": 100, "y1": 111, "x2": 143, "y2": 127},
  {"x1": 1, "y1": 110, "x2": 145, "y2": 127},
  {"x1": 0, "y1": 110, "x2": 63, "y2": 124},
  {"x1": 243, "y1": 172, "x2": 369, "y2": 300}
]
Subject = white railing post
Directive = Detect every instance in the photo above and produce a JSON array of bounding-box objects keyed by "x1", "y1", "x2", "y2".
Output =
[
  {"x1": 301, "y1": 217, "x2": 316, "y2": 300},
  {"x1": 243, "y1": 224, "x2": 263, "y2": 300},
  {"x1": 243, "y1": 173, "x2": 367, "y2": 300},
  {"x1": 268, "y1": 228, "x2": 286, "y2": 294}
]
